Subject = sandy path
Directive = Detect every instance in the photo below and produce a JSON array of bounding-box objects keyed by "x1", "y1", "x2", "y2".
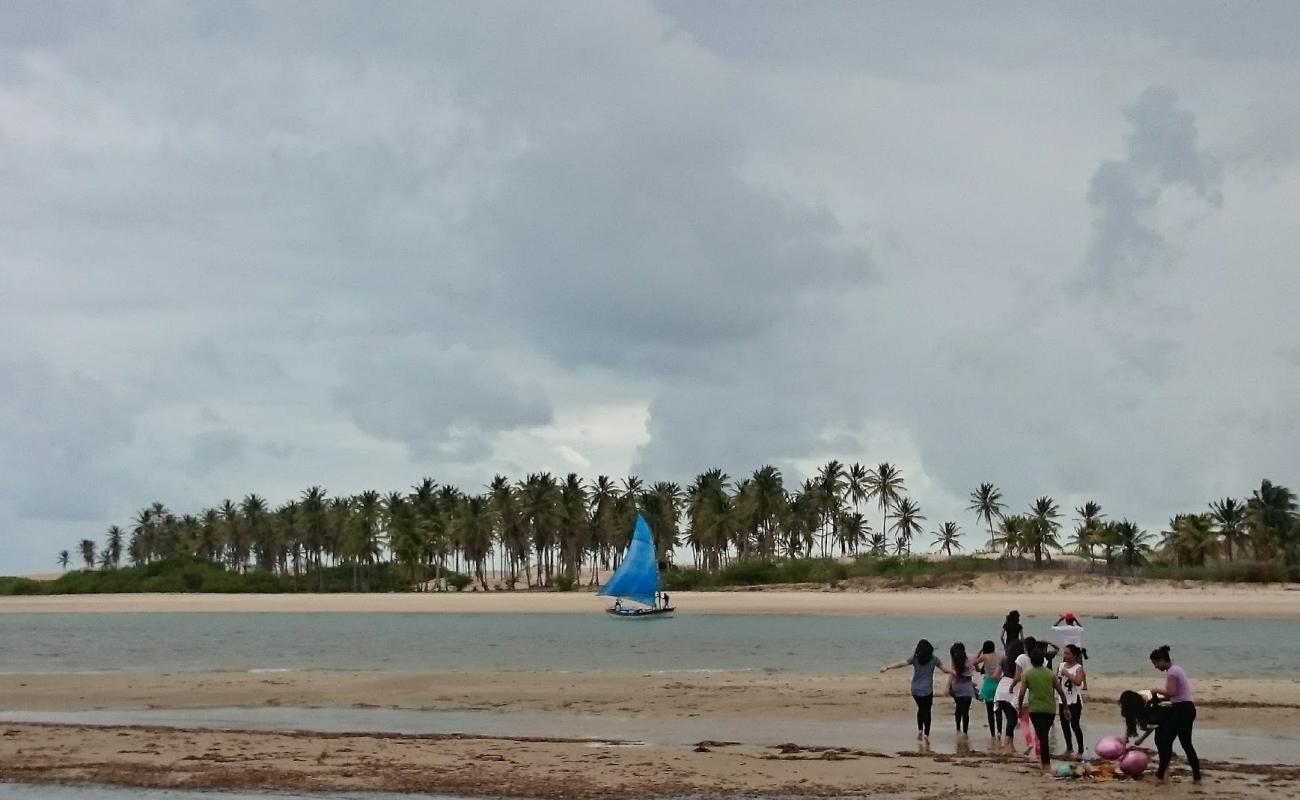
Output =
[{"x1": 3, "y1": 578, "x2": 1300, "y2": 618}]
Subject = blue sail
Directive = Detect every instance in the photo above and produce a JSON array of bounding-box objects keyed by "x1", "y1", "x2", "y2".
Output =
[{"x1": 598, "y1": 513, "x2": 659, "y2": 607}]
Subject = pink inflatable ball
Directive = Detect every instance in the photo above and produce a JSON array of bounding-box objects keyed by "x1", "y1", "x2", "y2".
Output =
[
  {"x1": 1120, "y1": 748, "x2": 1151, "y2": 778},
  {"x1": 1095, "y1": 736, "x2": 1126, "y2": 761}
]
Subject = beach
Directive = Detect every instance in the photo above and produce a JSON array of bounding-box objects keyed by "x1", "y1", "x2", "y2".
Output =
[
  {"x1": 2, "y1": 584, "x2": 1298, "y2": 798},
  {"x1": 4, "y1": 574, "x2": 1300, "y2": 617}
]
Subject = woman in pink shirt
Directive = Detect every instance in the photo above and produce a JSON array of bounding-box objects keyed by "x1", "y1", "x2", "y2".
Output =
[{"x1": 1149, "y1": 644, "x2": 1201, "y2": 784}]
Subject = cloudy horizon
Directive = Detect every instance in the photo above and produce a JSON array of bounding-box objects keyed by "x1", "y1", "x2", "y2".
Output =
[{"x1": 3, "y1": 1, "x2": 1298, "y2": 573}]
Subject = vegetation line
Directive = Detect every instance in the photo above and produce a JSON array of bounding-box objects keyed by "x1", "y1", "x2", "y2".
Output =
[{"x1": 6, "y1": 464, "x2": 1298, "y2": 595}]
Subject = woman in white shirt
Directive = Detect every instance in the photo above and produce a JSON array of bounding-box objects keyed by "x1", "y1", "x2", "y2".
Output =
[{"x1": 1056, "y1": 643, "x2": 1087, "y2": 757}]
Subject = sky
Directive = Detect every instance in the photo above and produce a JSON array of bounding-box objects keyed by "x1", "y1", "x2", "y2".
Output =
[{"x1": 2, "y1": 1, "x2": 1299, "y2": 573}]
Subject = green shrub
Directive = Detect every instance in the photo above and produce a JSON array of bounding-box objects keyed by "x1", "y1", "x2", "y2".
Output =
[
  {"x1": 0, "y1": 577, "x2": 43, "y2": 595},
  {"x1": 719, "y1": 558, "x2": 779, "y2": 585},
  {"x1": 661, "y1": 567, "x2": 713, "y2": 591},
  {"x1": 447, "y1": 573, "x2": 473, "y2": 592},
  {"x1": 552, "y1": 574, "x2": 575, "y2": 592}
]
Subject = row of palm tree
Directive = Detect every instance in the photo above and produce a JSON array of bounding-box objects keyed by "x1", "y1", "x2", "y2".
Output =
[{"x1": 58, "y1": 464, "x2": 1300, "y2": 589}]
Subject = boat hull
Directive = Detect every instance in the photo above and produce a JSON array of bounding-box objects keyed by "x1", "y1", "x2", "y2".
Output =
[{"x1": 605, "y1": 606, "x2": 675, "y2": 620}]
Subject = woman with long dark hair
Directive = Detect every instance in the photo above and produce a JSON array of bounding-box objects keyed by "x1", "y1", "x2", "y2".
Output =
[
  {"x1": 972, "y1": 639, "x2": 1002, "y2": 740},
  {"x1": 992, "y1": 638, "x2": 1023, "y2": 752},
  {"x1": 948, "y1": 642, "x2": 975, "y2": 736},
  {"x1": 881, "y1": 638, "x2": 950, "y2": 746}
]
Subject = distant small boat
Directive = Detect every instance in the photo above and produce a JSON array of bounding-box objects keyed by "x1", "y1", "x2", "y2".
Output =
[{"x1": 599, "y1": 514, "x2": 674, "y2": 619}]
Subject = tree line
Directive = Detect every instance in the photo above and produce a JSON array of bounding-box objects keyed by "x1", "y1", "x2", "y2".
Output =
[{"x1": 56, "y1": 462, "x2": 1300, "y2": 590}]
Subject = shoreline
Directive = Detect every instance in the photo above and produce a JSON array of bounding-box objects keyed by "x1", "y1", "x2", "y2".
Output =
[{"x1": 3, "y1": 578, "x2": 1300, "y2": 618}]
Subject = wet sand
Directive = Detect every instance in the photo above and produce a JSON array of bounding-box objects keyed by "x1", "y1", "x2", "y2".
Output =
[
  {"x1": 2, "y1": 668, "x2": 1299, "y2": 797},
  {"x1": 3, "y1": 576, "x2": 1300, "y2": 618},
  {"x1": 2, "y1": 720, "x2": 1297, "y2": 799}
]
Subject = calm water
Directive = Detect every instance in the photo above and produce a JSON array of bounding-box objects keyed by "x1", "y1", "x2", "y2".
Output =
[{"x1": 0, "y1": 612, "x2": 1288, "y2": 677}]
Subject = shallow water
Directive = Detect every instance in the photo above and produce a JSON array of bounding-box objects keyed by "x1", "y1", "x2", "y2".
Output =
[
  {"x1": 2, "y1": 705, "x2": 1295, "y2": 765},
  {"x1": 0, "y1": 612, "x2": 1289, "y2": 677}
]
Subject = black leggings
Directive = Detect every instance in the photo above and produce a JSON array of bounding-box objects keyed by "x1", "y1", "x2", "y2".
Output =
[
  {"x1": 954, "y1": 696, "x2": 971, "y2": 733},
  {"x1": 1059, "y1": 701, "x2": 1083, "y2": 753},
  {"x1": 1029, "y1": 712, "x2": 1056, "y2": 765},
  {"x1": 912, "y1": 694, "x2": 933, "y2": 735},
  {"x1": 997, "y1": 700, "x2": 1018, "y2": 739},
  {"x1": 985, "y1": 700, "x2": 1002, "y2": 737},
  {"x1": 1155, "y1": 702, "x2": 1201, "y2": 780}
]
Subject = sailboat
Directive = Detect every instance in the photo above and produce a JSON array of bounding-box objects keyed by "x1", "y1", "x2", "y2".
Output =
[{"x1": 599, "y1": 513, "x2": 674, "y2": 619}]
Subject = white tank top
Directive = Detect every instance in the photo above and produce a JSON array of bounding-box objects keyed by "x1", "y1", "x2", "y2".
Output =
[{"x1": 1057, "y1": 663, "x2": 1084, "y2": 705}]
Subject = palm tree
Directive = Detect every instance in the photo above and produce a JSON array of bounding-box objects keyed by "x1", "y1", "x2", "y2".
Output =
[
  {"x1": 1162, "y1": 513, "x2": 1219, "y2": 567},
  {"x1": 967, "y1": 483, "x2": 1006, "y2": 552},
  {"x1": 1114, "y1": 520, "x2": 1153, "y2": 570},
  {"x1": 996, "y1": 514, "x2": 1030, "y2": 562},
  {"x1": 104, "y1": 525, "x2": 124, "y2": 568},
  {"x1": 1068, "y1": 501, "x2": 1104, "y2": 560},
  {"x1": 866, "y1": 463, "x2": 905, "y2": 549},
  {"x1": 736, "y1": 465, "x2": 786, "y2": 558},
  {"x1": 686, "y1": 469, "x2": 732, "y2": 571},
  {"x1": 931, "y1": 522, "x2": 963, "y2": 556},
  {"x1": 838, "y1": 511, "x2": 869, "y2": 555},
  {"x1": 456, "y1": 494, "x2": 495, "y2": 590},
  {"x1": 559, "y1": 473, "x2": 590, "y2": 581},
  {"x1": 1026, "y1": 496, "x2": 1062, "y2": 565},
  {"x1": 867, "y1": 530, "x2": 889, "y2": 556},
  {"x1": 890, "y1": 497, "x2": 924, "y2": 555},
  {"x1": 1208, "y1": 497, "x2": 1247, "y2": 562},
  {"x1": 815, "y1": 460, "x2": 847, "y2": 556},
  {"x1": 845, "y1": 463, "x2": 870, "y2": 515},
  {"x1": 57, "y1": 550, "x2": 70, "y2": 570},
  {"x1": 1246, "y1": 480, "x2": 1299, "y2": 564},
  {"x1": 79, "y1": 539, "x2": 96, "y2": 569},
  {"x1": 241, "y1": 494, "x2": 273, "y2": 572}
]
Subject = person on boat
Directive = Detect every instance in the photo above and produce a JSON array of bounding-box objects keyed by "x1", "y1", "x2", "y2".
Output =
[
  {"x1": 880, "y1": 638, "x2": 950, "y2": 747},
  {"x1": 1050, "y1": 612, "x2": 1087, "y2": 658},
  {"x1": 1000, "y1": 610, "x2": 1023, "y2": 653},
  {"x1": 972, "y1": 639, "x2": 1002, "y2": 740},
  {"x1": 1057, "y1": 643, "x2": 1087, "y2": 758},
  {"x1": 662, "y1": 592, "x2": 670, "y2": 609},
  {"x1": 613, "y1": 598, "x2": 624, "y2": 612},
  {"x1": 1120, "y1": 645, "x2": 1202, "y2": 785},
  {"x1": 1016, "y1": 645, "x2": 1071, "y2": 774}
]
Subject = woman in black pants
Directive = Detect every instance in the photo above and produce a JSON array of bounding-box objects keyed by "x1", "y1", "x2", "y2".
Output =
[
  {"x1": 881, "y1": 639, "x2": 950, "y2": 747},
  {"x1": 972, "y1": 640, "x2": 1002, "y2": 739},
  {"x1": 948, "y1": 642, "x2": 975, "y2": 735},
  {"x1": 1056, "y1": 644, "x2": 1087, "y2": 757},
  {"x1": 1148, "y1": 645, "x2": 1201, "y2": 784}
]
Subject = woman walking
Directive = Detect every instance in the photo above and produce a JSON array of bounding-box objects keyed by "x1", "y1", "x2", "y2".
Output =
[
  {"x1": 881, "y1": 639, "x2": 949, "y2": 747},
  {"x1": 992, "y1": 639, "x2": 1023, "y2": 752},
  {"x1": 973, "y1": 640, "x2": 1002, "y2": 740},
  {"x1": 1121, "y1": 645, "x2": 1201, "y2": 784},
  {"x1": 1000, "y1": 610, "x2": 1023, "y2": 653},
  {"x1": 1017, "y1": 646, "x2": 1070, "y2": 774},
  {"x1": 1056, "y1": 643, "x2": 1087, "y2": 758},
  {"x1": 948, "y1": 642, "x2": 975, "y2": 736}
]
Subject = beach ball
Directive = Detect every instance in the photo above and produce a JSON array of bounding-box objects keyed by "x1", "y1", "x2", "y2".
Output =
[
  {"x1": 1119, "y1": 748, "x2": 1150, "y2": 777},
  {"x1": 1095, "y1": 736, "x2": 1126, "y2": 761}
]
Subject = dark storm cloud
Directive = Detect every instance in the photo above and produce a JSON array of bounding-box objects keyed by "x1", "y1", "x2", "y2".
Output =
[{"x1": 1079, "y1": 87, "x2": 1222, "y2": 295}]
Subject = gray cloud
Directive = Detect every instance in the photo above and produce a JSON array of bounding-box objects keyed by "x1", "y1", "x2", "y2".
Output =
[
  {"x1": 333, "y1": 343, "x2": 554, "y2": 461},
  {"x1": 1079, "y1": 87, "x2": 1222, "y2": 295},
  {"x1": 1, "y1": 2, "x2": 1299, "y2": 572}
]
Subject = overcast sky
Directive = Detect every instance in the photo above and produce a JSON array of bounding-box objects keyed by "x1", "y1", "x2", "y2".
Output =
[{"x1": 3, "y1": 1, "x2": 1299, "y2": 573}]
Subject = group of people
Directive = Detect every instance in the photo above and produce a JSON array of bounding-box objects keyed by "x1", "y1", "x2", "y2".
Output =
[{"x1": 881, "y1": 610, "x2": 1201, "y2": 784}]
